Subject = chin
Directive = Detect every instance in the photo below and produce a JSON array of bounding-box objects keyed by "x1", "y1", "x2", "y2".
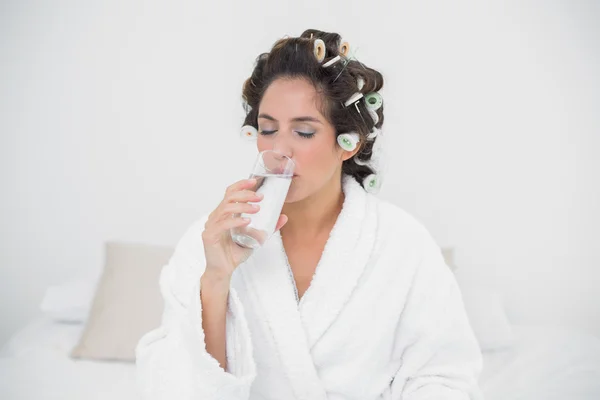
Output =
[
  {"x1": 284, "y1": 178, "x2": 308, "y2": 203},
  {"x1": 284, "y1": 187, "x2": 303, "y2": 204},
  {"x1": 284, "y1": 177, "x2": 326, "y2": 204}
]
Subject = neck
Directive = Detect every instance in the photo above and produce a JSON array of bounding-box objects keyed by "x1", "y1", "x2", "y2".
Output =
[{"x1": 281, "y1": 173, "x2": 345, "y2": 240}]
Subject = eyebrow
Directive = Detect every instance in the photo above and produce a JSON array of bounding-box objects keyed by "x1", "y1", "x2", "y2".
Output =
[{"x1": 258, "y1": 113, "x2": 323, "y2": 125}]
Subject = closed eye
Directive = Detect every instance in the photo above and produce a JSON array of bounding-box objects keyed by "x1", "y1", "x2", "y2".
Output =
[
  {"x1": 296, "y1": 131, "x2": 315, "y2": 139},
  {"x1": 259, "y1": 130, "x2": 315, "y2": 139}
]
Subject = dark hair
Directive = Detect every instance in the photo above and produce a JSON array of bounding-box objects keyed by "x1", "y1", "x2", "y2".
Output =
[{"x1": 241, "y1": 29, "x2": 384, "y2": 188}]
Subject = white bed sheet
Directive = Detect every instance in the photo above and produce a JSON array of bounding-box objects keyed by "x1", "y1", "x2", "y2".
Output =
[
  {"x1": 479, "y1": 325, "x2": 600, "y2": 400},
  {"x1": 0, "y1": 316, "x2": 139, "y2": 400},
  {"x1": 1, "y1": 316, "x2": 600, "y2": 399}
]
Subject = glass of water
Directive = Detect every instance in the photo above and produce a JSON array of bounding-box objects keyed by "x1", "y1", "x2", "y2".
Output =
[{"x1": 230, "y1": 150, "x2": 295, "y2": 249}]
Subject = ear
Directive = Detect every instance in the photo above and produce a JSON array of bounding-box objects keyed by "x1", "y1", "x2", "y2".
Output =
[
  {"x1": 336, "y1": 133, "x2": 362, "y2": 161},
  {"x1": 340, "y1": 145, "x2": 360, "y2": 162}
]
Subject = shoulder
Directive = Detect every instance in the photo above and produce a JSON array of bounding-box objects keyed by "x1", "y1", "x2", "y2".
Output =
[
  {"x1": 367, "y1": 195, "x2": 447, "y2": 271},
  {"x1": 172, "y1": 213, "x2": 210, "y2": 256},
  {"x1": 369, "y1": 197, "x2": 457, "y2": 295},
  {"x1": 370, "y1": 195, "x2": 432, "y2": 244}
]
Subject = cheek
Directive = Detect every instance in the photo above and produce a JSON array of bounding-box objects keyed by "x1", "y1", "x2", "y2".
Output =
[
  {"x1": 256, "y1": 136, "x2": 268, "y2": 152},
  {"x1": 298, "y1": 139, "x2": 338, "y2": 171}
]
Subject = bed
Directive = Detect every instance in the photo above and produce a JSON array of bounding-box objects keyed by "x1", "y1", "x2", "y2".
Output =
[
  {"x1": 1, "y1": 242, "x2": 599, "y2": 399},
  {"x1": 0, "y1": 315, "x2": 140, "y2": 399},
  {"x1": 3, "y1": 313, "x2": 600, "y2": 399}
]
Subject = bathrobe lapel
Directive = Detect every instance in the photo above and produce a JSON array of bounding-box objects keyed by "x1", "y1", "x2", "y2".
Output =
[
  {"x1": 298, "y1": 175, "x2": 378, "y2": 348},
  {"x1": 241, "y1": 231, "x2": 328, "y2": 400},
  {"x1": 239, "y1": 175, "x2": 378, "y2": 400}
]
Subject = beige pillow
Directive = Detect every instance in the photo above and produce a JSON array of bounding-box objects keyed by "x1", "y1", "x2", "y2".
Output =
[
  {"x1": 71, "y1": 242, "x2": 455, "y2": 362},
  {"x1": 441, "y1": 247, "x2": 458, "y2": 272},
  {"x1": 71, "y1": 242, "x2": 174, "y2": 362}
]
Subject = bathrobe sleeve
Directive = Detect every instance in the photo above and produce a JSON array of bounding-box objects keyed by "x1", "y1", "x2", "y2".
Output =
[
  {"x1": 135, "y1": 215, "x2": 257, "y2": 400},
  {"x1": 388, "y1": 229, "x2": 484, "y2": 400}
]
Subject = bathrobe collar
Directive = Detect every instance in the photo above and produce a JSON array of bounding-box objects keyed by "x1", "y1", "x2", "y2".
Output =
[{"x1": 239, "y1": 174, "x2": 378, "y2": 400}]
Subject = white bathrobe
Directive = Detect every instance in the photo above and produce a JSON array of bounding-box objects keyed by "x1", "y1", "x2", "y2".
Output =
[{"x1": 135, "y1": 174, "x2": 484, "y2": 400}]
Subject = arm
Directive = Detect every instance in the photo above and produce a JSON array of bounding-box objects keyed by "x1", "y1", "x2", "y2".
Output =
[
  {"x1": 135, "y1": 215, "x2": 256, "y2": 400},
  {"x1": 201, "y1": 271, "x2": 231, "y2": 370},
  {"x1": 387, "y1": 229, "x2": 484, "y2": 400}
]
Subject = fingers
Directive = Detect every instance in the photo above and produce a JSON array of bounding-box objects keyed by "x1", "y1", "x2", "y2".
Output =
[
  {"x1": 215, "y1": 179, "x2": 263, "y2": 223},
  {"x1": 203, "y1": 215, "x2": 250, "y2": 244},
  {"x1": 224, "y1": 178, "x2": 257, "y2": 199},
  {"x1": 215, "y1": 215, "x2": 251, "y2": 233},
  {"x1": 207, "y1": 178, "x2": 263, "y2": 230},
  {"x1": 203, "y1": 178, "x2": 261, "y2": 247},
  {"x1": 226, "y1": 189, "x2": 264, "y2": 204},
  {"x1": 274, "y1": 214, "x2": 288, "y2": 232},
  {"x1": 221, "y1": 202, "x2": 260, "y2": 217},
  {"x1": 209, "y1": 203, "x2": 258, "y2": 226}
]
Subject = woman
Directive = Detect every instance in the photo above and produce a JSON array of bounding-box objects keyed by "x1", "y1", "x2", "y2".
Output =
[{"x1": 135, "y1": 29, "x2": 483, "y2": 400}]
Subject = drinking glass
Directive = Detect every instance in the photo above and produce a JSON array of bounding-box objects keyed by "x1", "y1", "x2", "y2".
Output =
[{"x1": 230, "y1": 150, "x2": 295, "y2": 249}]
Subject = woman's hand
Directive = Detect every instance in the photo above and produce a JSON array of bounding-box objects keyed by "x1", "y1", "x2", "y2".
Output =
[{"x1": 201, "y1": 178, "x2": 288, "y2": 281}]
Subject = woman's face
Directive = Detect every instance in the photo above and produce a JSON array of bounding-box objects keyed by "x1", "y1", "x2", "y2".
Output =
[{"x1": 257, "y1": 77, "x2": 354, "y2": 203}]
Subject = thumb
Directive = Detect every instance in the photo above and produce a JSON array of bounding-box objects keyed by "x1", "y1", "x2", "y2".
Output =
[{"x1": 274, "y1": 214, "x2": 288, "y2": 232}]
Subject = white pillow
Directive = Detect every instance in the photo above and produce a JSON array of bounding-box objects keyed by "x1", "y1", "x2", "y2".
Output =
[{"x1": 40, "y1": 279, "x2": 98, "y2": 323}]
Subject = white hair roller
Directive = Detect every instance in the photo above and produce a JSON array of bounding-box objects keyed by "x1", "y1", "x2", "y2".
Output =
[
  {"x1": 313, "y1": 39, "x2": 326, "y2": 63},
  {"x1": 240, "y1": 125, "x2": 258, "y2": 140},
  {"x1": 357, "y1": 77, "x2": 365, "y2": 91},
  {"x1": 337, "y1": 132, "x2": 360, "y2": 151},
  {"x1": 364, "y1": 92, "x2": 383, "y2": 111},
  {"x1": 368, "y1": 109, "x2": 379, "y2": 125},
  {"x1": 353, "y1": 156, "x2": 370, "y2": 166},
  {"x1": 363, "y1": 173, "x2": 381, "y2": 193},
  {"x1": 344, "y1": 92, "x2": 364, "y2": 107},
  {"x1": 367, "y1": 128, "x2": 379, "y2": 140},
  {"x1": 323, "y1": 55, "x2": 341, "y2": 68}
]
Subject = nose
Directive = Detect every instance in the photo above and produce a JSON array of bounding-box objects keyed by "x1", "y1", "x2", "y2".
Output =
[{"x1": 271, "y1": 133, "x2": 293, "y2": 160}]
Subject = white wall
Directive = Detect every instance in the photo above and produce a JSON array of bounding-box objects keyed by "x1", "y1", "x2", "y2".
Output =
[{"x1": 1, "y1": 0, "x2": 599, "y2": 345}]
